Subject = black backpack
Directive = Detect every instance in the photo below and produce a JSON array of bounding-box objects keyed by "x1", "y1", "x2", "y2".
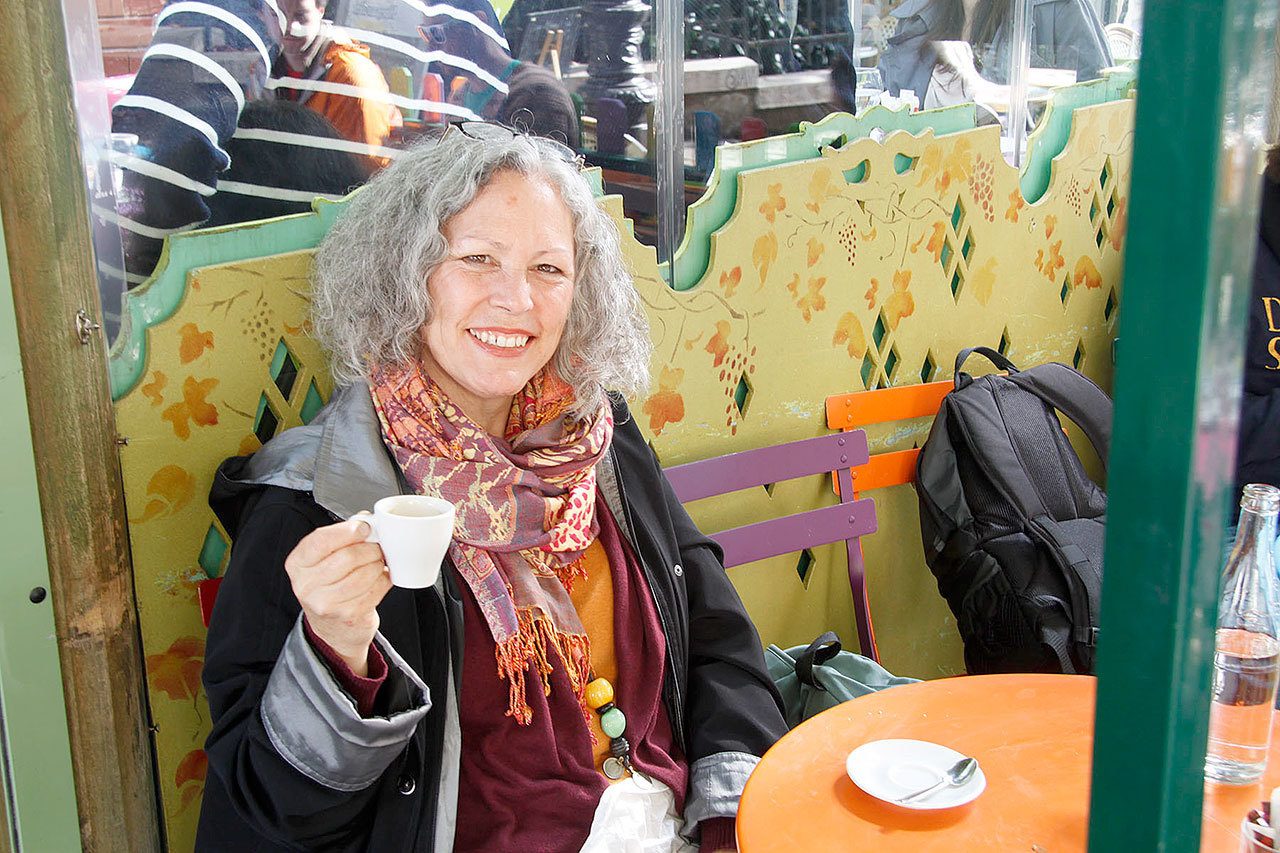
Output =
[{"x1": 914, "y1": 347, "x2": 1111, "y2": 675}]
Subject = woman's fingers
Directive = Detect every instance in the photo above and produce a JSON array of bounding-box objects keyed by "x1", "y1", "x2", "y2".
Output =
[
  {"x1": 307, "y1": 560, "x2": 391, "y2": 615},
  {"x1": 292, "y1": 541, "x2": 385, "y2": 591},
  {"x1": 285, "y1": 517, "x2": 376, "y2": 573}
]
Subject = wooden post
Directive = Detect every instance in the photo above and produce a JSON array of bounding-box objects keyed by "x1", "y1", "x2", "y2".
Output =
[{"x1": 0, "y1": 2, "x2": 162, "y2": 851}]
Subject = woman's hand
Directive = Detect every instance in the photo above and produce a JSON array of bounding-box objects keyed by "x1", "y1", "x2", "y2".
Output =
[{"x1": 284, "y1": 518, "x2": 392, "y2": 676}]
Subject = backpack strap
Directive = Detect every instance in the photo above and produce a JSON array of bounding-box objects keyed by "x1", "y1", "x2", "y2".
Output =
[
  {"x1": 1004, "y1": 363, "x2": 1112, "y2": 471},
  {"x1": 954, "y1": 346, "x2": 1019, "y2": 389},
  {"x1": 795, "y1": 632, "x2": 842, "y2": 689}
]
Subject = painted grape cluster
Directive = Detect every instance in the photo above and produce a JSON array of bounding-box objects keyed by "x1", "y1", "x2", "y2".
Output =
[
  {"x1": 838, "y1": 221, "x2": 858, "y2": 265},
  {"x1": 968, "y1": 155, "x2": 996, "y2": 222},
  {"x1": 718, "y1": 344, "x2": 758, "y2": 436}
]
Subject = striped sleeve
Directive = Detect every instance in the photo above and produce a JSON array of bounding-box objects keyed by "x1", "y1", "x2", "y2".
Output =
[{"x1": 109, "y1": 0, "x2": 283, "y2": 279}]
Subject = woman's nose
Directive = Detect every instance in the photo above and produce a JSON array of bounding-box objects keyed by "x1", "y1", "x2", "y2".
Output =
[{"x1": 488, "y1": 269, "x2": 535, "y2": 313}]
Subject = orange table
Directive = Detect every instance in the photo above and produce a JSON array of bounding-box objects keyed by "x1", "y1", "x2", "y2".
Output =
[{"x1": 737, "y1": 673, "x2": 1280, "y2": 852}]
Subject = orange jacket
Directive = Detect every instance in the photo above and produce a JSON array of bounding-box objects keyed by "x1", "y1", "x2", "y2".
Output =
[{"x1": 306, "y1": 39, "x2": 401, "y2": 168}]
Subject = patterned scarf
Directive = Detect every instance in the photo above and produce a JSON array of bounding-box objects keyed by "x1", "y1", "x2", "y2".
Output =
[{"x1": 369, "y1": 360, "x2": 614, "y2": 725}]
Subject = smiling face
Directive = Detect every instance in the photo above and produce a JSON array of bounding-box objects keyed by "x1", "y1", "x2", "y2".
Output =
[{"x1": 418, "y1": 169, "x2": 576, "y2": 434}]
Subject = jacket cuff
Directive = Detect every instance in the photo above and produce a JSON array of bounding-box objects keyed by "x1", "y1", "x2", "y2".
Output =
[
  {"x1": 303, "y1": 617, "x2": 388, "y2": 717},
  {"x1": 260, "y1": 615, "x2": 430, "y2": 792},
  {"x1": 683, "y1": 751, "x2": 760, "y2": 828},
  {"x1": 699, "y1": 817, "x2": 737, "y2": 851}
]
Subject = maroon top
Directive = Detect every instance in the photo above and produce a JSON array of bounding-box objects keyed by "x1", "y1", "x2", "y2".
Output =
[{"x1": 451, "y1": 495, "x2": 687, "y2": 851}]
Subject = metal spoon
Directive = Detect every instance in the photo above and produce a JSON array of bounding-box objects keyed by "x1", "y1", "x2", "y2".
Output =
[{"x1": 896, "y1": 757, "x2": 979, "y2": 804}]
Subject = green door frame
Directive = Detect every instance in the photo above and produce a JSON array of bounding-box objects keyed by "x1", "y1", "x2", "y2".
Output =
[
  {"x1": 0, "y1": 213, "x2": 83, "y2": 851},
  {"x1": 1088, "y1": 0, "x2": 1278, "y2": 848}
]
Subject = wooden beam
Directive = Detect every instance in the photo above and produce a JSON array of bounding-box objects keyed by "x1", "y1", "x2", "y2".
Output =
[{"x1": 0, "y1": 2, "x2": 162, "y2": 851}]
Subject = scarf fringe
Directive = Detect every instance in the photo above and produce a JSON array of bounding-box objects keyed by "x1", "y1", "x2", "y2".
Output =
[{"x1": 495, "y1": 609, "x2": 594, "y2": 733}]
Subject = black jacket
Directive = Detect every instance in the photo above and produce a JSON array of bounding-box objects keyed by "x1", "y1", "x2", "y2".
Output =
[
  {"x1": 1235, "y1": 176, "x2": 1280, "y2": 513},
  {"x1": 195, "y1": 386, "x2": 786, "y2": 851}
]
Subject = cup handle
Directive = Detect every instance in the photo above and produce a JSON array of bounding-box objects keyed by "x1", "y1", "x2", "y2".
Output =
[{"x1": 351, "y1": 510, "x2": 379, "y2": 544}]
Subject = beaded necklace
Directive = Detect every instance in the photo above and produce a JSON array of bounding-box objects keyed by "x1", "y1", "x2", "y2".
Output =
[{"x1": 585, "y1": 672, "x2": 632, "y2": 779}]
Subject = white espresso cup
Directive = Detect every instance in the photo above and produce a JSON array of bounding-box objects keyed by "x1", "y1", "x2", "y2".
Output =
[{"x1": 357, "y1": 495, "x2": 455, "y2": 589}]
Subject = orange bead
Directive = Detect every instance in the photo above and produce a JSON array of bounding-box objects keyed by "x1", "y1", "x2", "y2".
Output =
[{"x1": 585, "y1": 678, "x2": 614, "y2": 710}]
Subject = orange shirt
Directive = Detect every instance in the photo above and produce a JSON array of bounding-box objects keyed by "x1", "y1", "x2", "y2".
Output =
[{"x1": 569, "y1": 538, "x2": 620, "y2": 769}]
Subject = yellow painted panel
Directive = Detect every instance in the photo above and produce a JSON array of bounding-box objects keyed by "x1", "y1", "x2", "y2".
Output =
[{"x1": 626, "y1": 100, "x2": 1133, "y2": 675}]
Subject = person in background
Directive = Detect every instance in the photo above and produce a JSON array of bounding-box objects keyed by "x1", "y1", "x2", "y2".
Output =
[
  {"x1": 878, "y1": 0, "x2": 1112, "y2": 102},
  {"x1": 109, "y1": 0, "x2": 281, "y2": 282},
  {"x1": 204, "y1": 101, "x2": 372, "y2": 227},
  {"x1": 276, "y1": 0, "x2": 402, "y2": 169},
  {"x1": 1231, "y1": 144, "x2": 1280, "y2": 563},
  {"x1": 420, "y1": 0, "x2": 580, "y2": 146},
  {"x1": 195, "y1": 128, "x2": 782, "y2": 852}
]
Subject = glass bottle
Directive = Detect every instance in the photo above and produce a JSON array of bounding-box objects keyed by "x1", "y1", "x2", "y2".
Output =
[{"x1": 1206, "y1": 484, "x2": 1280, "y2": 784}]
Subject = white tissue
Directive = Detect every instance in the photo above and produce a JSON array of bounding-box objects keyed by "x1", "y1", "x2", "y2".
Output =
[{"x1": 577, "y1": 774, "x2": 698, "y2": 853}]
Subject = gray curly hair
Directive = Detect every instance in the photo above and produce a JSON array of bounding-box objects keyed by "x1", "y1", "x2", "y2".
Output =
[{"x1": 311, "y1": 130, "x2": 652, "y2": 418}]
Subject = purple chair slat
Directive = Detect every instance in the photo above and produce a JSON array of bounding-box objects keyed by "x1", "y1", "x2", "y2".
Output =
[
  {"x1": 715, "y1": 497, "x2": 877, "y2": 569},
  {"x1": 664, "y1": 431, "x2": 870, "y2": 504}
]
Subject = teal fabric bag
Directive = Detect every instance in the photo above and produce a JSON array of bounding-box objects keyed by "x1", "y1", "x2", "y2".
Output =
[{"x1": 765, "y1": 632, "x2": 920, "y2": 729}]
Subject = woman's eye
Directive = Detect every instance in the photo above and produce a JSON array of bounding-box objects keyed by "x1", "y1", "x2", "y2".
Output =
[
  {"x1": 536, "y1": 264, "x2": 564, "y2": 275},
  {"x1": 463, "y1": 254, "x2": 490, "y2": 264}
]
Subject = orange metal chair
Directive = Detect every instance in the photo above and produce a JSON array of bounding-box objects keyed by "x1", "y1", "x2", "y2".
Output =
[{"x1": 823, "y1": 380, "x2": 953, "y2": 660}]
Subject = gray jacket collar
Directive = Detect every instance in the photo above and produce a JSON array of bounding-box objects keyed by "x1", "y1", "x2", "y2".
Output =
[
  {"x1": 240, "y1": 381, "x2": 404, "y2": 520},
  {"x1": 239, "y1": 380, "x2": 627, "y2": 524}
]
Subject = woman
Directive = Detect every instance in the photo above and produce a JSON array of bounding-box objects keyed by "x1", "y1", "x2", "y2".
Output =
[
  {"x1": 195, "y1": 126, "x2": 787, "y2": 852},
  {"x1": 878, "y1": 0, "x2": 1112, "y2": 102}
]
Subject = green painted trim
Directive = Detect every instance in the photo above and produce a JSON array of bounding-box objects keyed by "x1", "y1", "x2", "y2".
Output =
[
  {"x1": 1087, "y1": 0, "x2": 1277, "y2": 849},
  {"x1": 0, "y1": 213, "x2": 84, "y2": 851},
  {"x1": 108, "y1": 197, "x2": 348, "y2": 400},
  {"x1": 1021, "y1": 68, "x2": 1137, "y2": 203},
  {"x1": 666, "y1": 70, "x2": 1136, "y2": 293},
  {"x1": 666, "y1": 104, "x2": 977, "y2": 291}
]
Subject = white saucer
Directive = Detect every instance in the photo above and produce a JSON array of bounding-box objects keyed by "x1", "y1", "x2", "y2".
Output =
[{"x1": 845, "y1": 739, "x2": 986, "y2": 810}]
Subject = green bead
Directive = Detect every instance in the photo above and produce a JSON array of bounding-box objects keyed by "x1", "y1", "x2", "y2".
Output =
[{"x1": 600, "y1": 707, "x2": 626, "y2": 739}]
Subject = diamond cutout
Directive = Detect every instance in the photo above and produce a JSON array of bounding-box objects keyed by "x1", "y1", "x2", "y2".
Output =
[
  {"x1": 1095, "y1": 222, "x2": 1107, "y2": 249},
  {"x1": 950, "y1": 266, "x2": 964, "y2": 300},
  {"x1": 198, "y1": 523, "x2": 229, "y2": 578},
  {"x1": 300, "y1": 380, "x2": 325, "y2": 424},
  {"x1": 860, "y1": 351, "x2": 876, "y2": 390},
  {"x1": 1090, "y1": 196, "x2": 1101, "y2": 224},
  {"x1": 920, "y1": 351, "x2": 937, "y2": 384},
  {"x1": 254, "y1": 393, "x2": 280, "y2": 445},
  {"x1": 997, "y1": 329, "x2": 1011, "y2": 358},
  {"x1": 1104, "y1": 288, "x2": 1118, "y2": 321},
  {"x1": 940, "y1": 239, "x2": 954, "y2": 271},
  {"x1": 270, "y1": 340, "x2": 298, "y2": 401},
  {"x1": 1099, "y1": 159, "x2": 1112, "y2": 193},
  {"x1": 893, "y1": 154, "x2": 916, "y2": 175},
  {"x1": 1073, "y1": 341, "x2": 1086, "y2": 369},
  {"x1": 1060, "y1": 276, "x2": 1072, "y2": 305},
  {"x1": 733, "y1": 373, "x2": 753, "y2": 417},
  {"x1": 883, "y1": 345, "x2": 899, "y2": 382},
  {"x1": 1106, "y1": 191, "x2": 1117, "y2": 218},
  {"x1": 961, "y1": 231, "x2": 974, "y2": 264},
  {"x1": 795, "y1": 548, "x2": 815, "y2": 584},
  {"x1": 872, "y1": 313, "x2": 887, "y2": 350},
  {"x1": 843, "y1": 160, "x2": 869, "y2": 183},
  {"x1": 762, "y1": 482, "x2": 776, "y2": 497},
  {"x1": 951, "y1": 199, "x2": 964, "y2": 231}
]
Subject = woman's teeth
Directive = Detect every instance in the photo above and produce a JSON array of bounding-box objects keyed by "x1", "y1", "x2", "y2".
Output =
[{"x1": 469, "y1": 329, "x2": 529, "y2": 348}]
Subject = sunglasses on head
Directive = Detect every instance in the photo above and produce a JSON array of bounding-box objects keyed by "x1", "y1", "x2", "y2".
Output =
[{"x1": 439, "y1": 118, "x2": 581, "y2": 163}]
